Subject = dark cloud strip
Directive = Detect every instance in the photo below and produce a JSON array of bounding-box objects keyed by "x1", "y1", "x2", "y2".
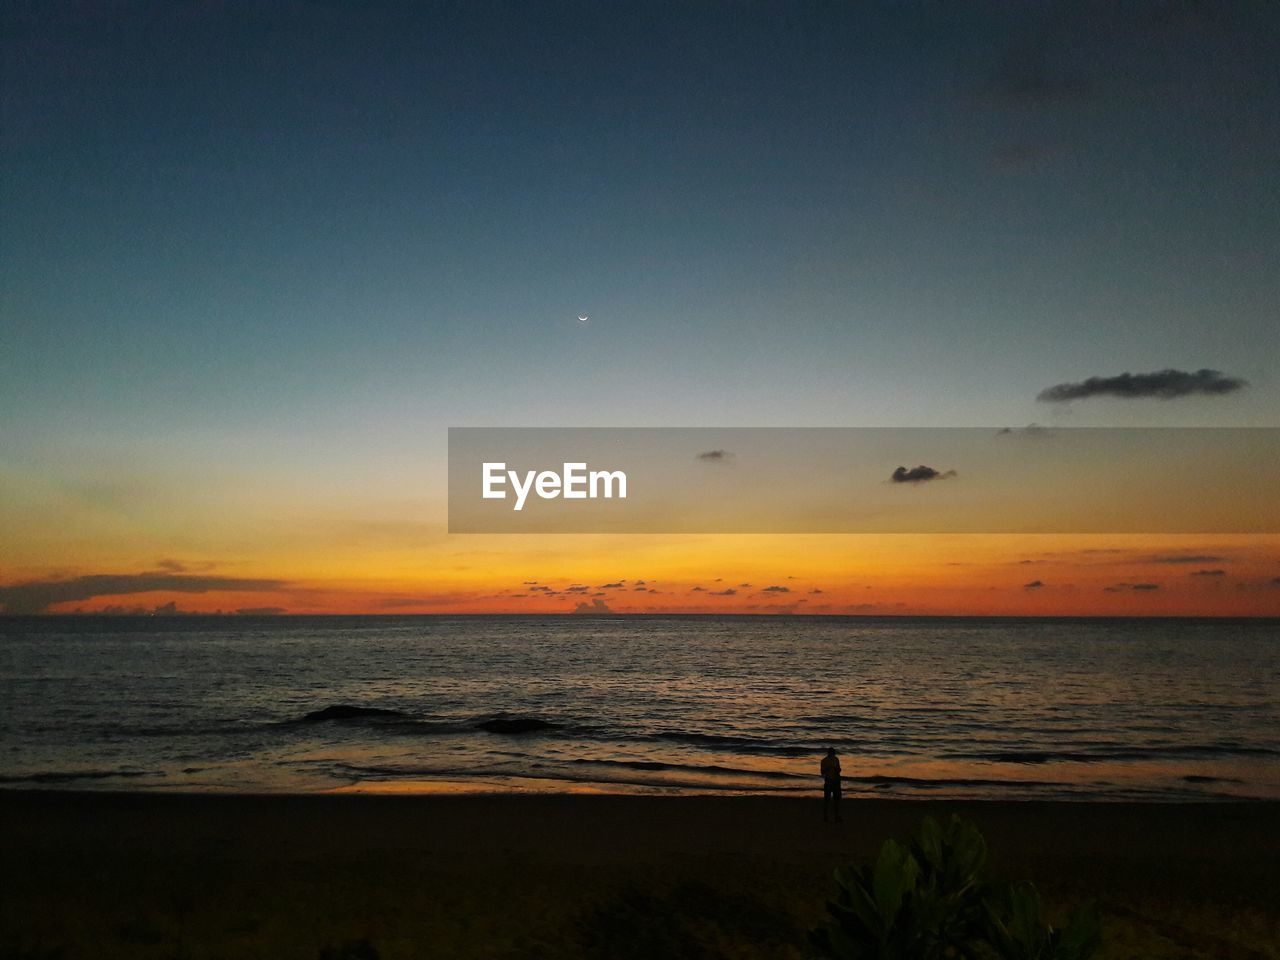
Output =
[
  {"x1": 1037, "y1": 368, "x2": 1247, "y2": 402},
  {"x1": 0, "y1": 573, "x2": 286, "y2": 614}
]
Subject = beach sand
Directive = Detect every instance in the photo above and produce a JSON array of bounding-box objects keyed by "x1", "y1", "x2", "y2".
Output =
[{"x1": 2, "y1": 792, "x2": 1277, "y2": 959}]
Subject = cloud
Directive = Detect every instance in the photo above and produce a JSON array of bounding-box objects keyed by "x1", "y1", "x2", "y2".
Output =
[
  {"x1": 983, "y1": 31, "x2": 1092, "y2": 107},
  {"x1": 1144, "y1": 554, "x2": 1226, "y2": 564},
  {"x1": 996, "y1": 424, "x2": 1051, "y2": 439},
  {"x1": 990, "y1": 143, "x2": 1057, "y2": 172},
  {"x1": 84, "y1": 600, "x2": 226, "y2": 616},
  {"x1": 709, "y1": 588, "x2": 737, "y2": 596},
  {"x1": 565, "y1": 585, "x2": 590, "y2": 593},
  {"x1": 1103, "y1": 582, "x2": 1161, "y2": 593},
  {"x1": 986, "y1": 70, "x2": 1091, "y2": 109},
  {"x1": 975, "y1": 0, "x2": 1114, "y2": 113},
  {"x1": 695, "y1": 450, "x2": 734, "y2": 461},
  {"x1": 761, "y1": 585, "x2": 790, "y2": 593},
  {"x1": 890, "y1": 465, "x2": 957, "y2": 484},
  {"x1": 572, "y1": 598, "x2": 613, "y2": 614},
  {"x1": 0, "y1": 572, "x2": 286, "y2": 614},
  {"x1": 374, "y1": 595, "x2": 481, "y2": 609},
  {"x1": 234, "y1": 607, "x2": 287, "y2": 616},
  {"x1": 1189, "y1": 569, "x2": 1226, "y2": 577},
  {"x1": 599, "y1": 582, "x2": 624, "y2": 589},
  {"x1": 1037, "y1": 368, "x2": 1247, "y2": 402},
  {"x1": 1024, "y1": 580, "x2": 1045, "y2": 590}
]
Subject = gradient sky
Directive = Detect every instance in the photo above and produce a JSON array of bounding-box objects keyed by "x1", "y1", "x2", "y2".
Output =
[{"x1": 2, "y1": 1, "x2": 1278, "y2": 614}]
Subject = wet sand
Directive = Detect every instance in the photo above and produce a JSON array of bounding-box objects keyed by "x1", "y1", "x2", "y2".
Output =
[{"x1": 2, "y1": 792, "x2": 1277, "y2": 959}]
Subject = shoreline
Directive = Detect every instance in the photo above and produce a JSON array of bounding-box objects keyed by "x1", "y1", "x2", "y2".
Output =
[
  {"x1": 4, "y1": 791, "x2": 1277, "y2": 958},
  {"x1": 3, "y1": 781, "x2": 1274, "y2": 802},
  {"x1": 7, "y1": 612, "x2": 1280, "y2": 620}
]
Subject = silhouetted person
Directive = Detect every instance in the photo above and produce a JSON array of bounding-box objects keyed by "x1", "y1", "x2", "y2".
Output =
[{"x1": 821, "y1": 747, "x2": 842, "y2": 822}]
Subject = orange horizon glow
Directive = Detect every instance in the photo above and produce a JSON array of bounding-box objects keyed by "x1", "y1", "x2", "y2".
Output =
[{"x1": 6, "y1": 533, "x2": 1278, "y2": 618}]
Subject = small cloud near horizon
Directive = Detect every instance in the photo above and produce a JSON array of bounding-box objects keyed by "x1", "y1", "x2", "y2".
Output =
[
  {"x1": 572, "y1": 598, "x2": 612, "y2": 614},
  {"x1": 996, "y1": 424, "x2": 1051, "y2": 438},
  {"x1": 891, "y1": 465, "x2": 957, "y2": 484},
  {"x1": 695, "y1": 450, "x2": 734, "y2": 461},
  {"x1": 1024, "y1": 580, "x2": 1045, "y2": 590}
]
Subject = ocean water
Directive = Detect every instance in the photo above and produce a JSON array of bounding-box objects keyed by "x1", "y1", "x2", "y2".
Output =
[{"x1": 1, "y1": 615, "x2": 1277, "y2": 801}]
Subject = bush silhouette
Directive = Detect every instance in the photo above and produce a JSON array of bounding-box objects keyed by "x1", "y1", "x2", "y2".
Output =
[{"x1": 812, "y1": 816, "x2": 1099, "y2": 960}]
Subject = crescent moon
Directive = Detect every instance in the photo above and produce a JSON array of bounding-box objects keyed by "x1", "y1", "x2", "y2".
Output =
[{"x1": 578, "y1": 315, "x2": 589, "y2": 322}]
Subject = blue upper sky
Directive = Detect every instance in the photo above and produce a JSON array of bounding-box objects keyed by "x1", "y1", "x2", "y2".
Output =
[{"x1": 3, "y1": 0, "x2": 1277, "y2": 481}]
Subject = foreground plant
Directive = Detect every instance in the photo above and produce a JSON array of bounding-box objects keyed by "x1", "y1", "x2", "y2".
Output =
[
  {"x1": 984, "y1": 882, "x2": 1100, "y2": 960},
  {"x1": 811, "y1": 816, "x2": 1100, "y2": 960}
]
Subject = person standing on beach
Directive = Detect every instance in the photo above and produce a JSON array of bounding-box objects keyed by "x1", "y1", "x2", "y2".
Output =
[{"x1": 820, "y1": 747, "x2": 842, "y2": 822}]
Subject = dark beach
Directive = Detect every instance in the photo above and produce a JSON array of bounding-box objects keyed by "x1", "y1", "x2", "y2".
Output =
[{"x1": 3, "y1": 792, "x2": 1277, "y2": 959}]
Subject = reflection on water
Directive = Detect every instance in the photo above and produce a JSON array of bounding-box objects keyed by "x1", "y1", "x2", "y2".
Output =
[{"x1": 2, "y1": 615, "x2": 1277, "y2": 800}]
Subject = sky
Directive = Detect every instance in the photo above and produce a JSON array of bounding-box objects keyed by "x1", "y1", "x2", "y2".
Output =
[{"x1": 2, "y1": 1, "x2": 1278, "y2": 615}]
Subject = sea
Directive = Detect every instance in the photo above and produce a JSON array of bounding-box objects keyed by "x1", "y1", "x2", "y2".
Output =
[{"x1": 1, "y1": 615, "x2": 1277, "y2": 801}]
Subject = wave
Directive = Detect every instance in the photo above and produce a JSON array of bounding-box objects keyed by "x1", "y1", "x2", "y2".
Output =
[
  {"x1": 649, "y1": 731, "x2": 821, "y2": 756},
  {"x1": 317, "y1": 758, "x2": 1092, "y2": 797},
  {"x1": 0, "y1": 769, "x2": 155, "y2": 784},
  {"x1": 955, "y1": 744, "x2": 1279, "y2": 764},
  {"x1": 292, "y1": 705, "x2": 559, "y2": 736},
  {"x1": 476, "y1": 715, "x2": 558, "y2": 734},
  {"x1": 301, "y1": 704, "x2": 408, "y2": 723},
  {"x1": 284, "y1": 704, "x2": 1280, "y2": 774},
  {"x1": 844, "y1": 773, "x2": 1066, "y2": 789},
  {"x1": 570, "y1": 758, "x2": 810, "y2": 781}
]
